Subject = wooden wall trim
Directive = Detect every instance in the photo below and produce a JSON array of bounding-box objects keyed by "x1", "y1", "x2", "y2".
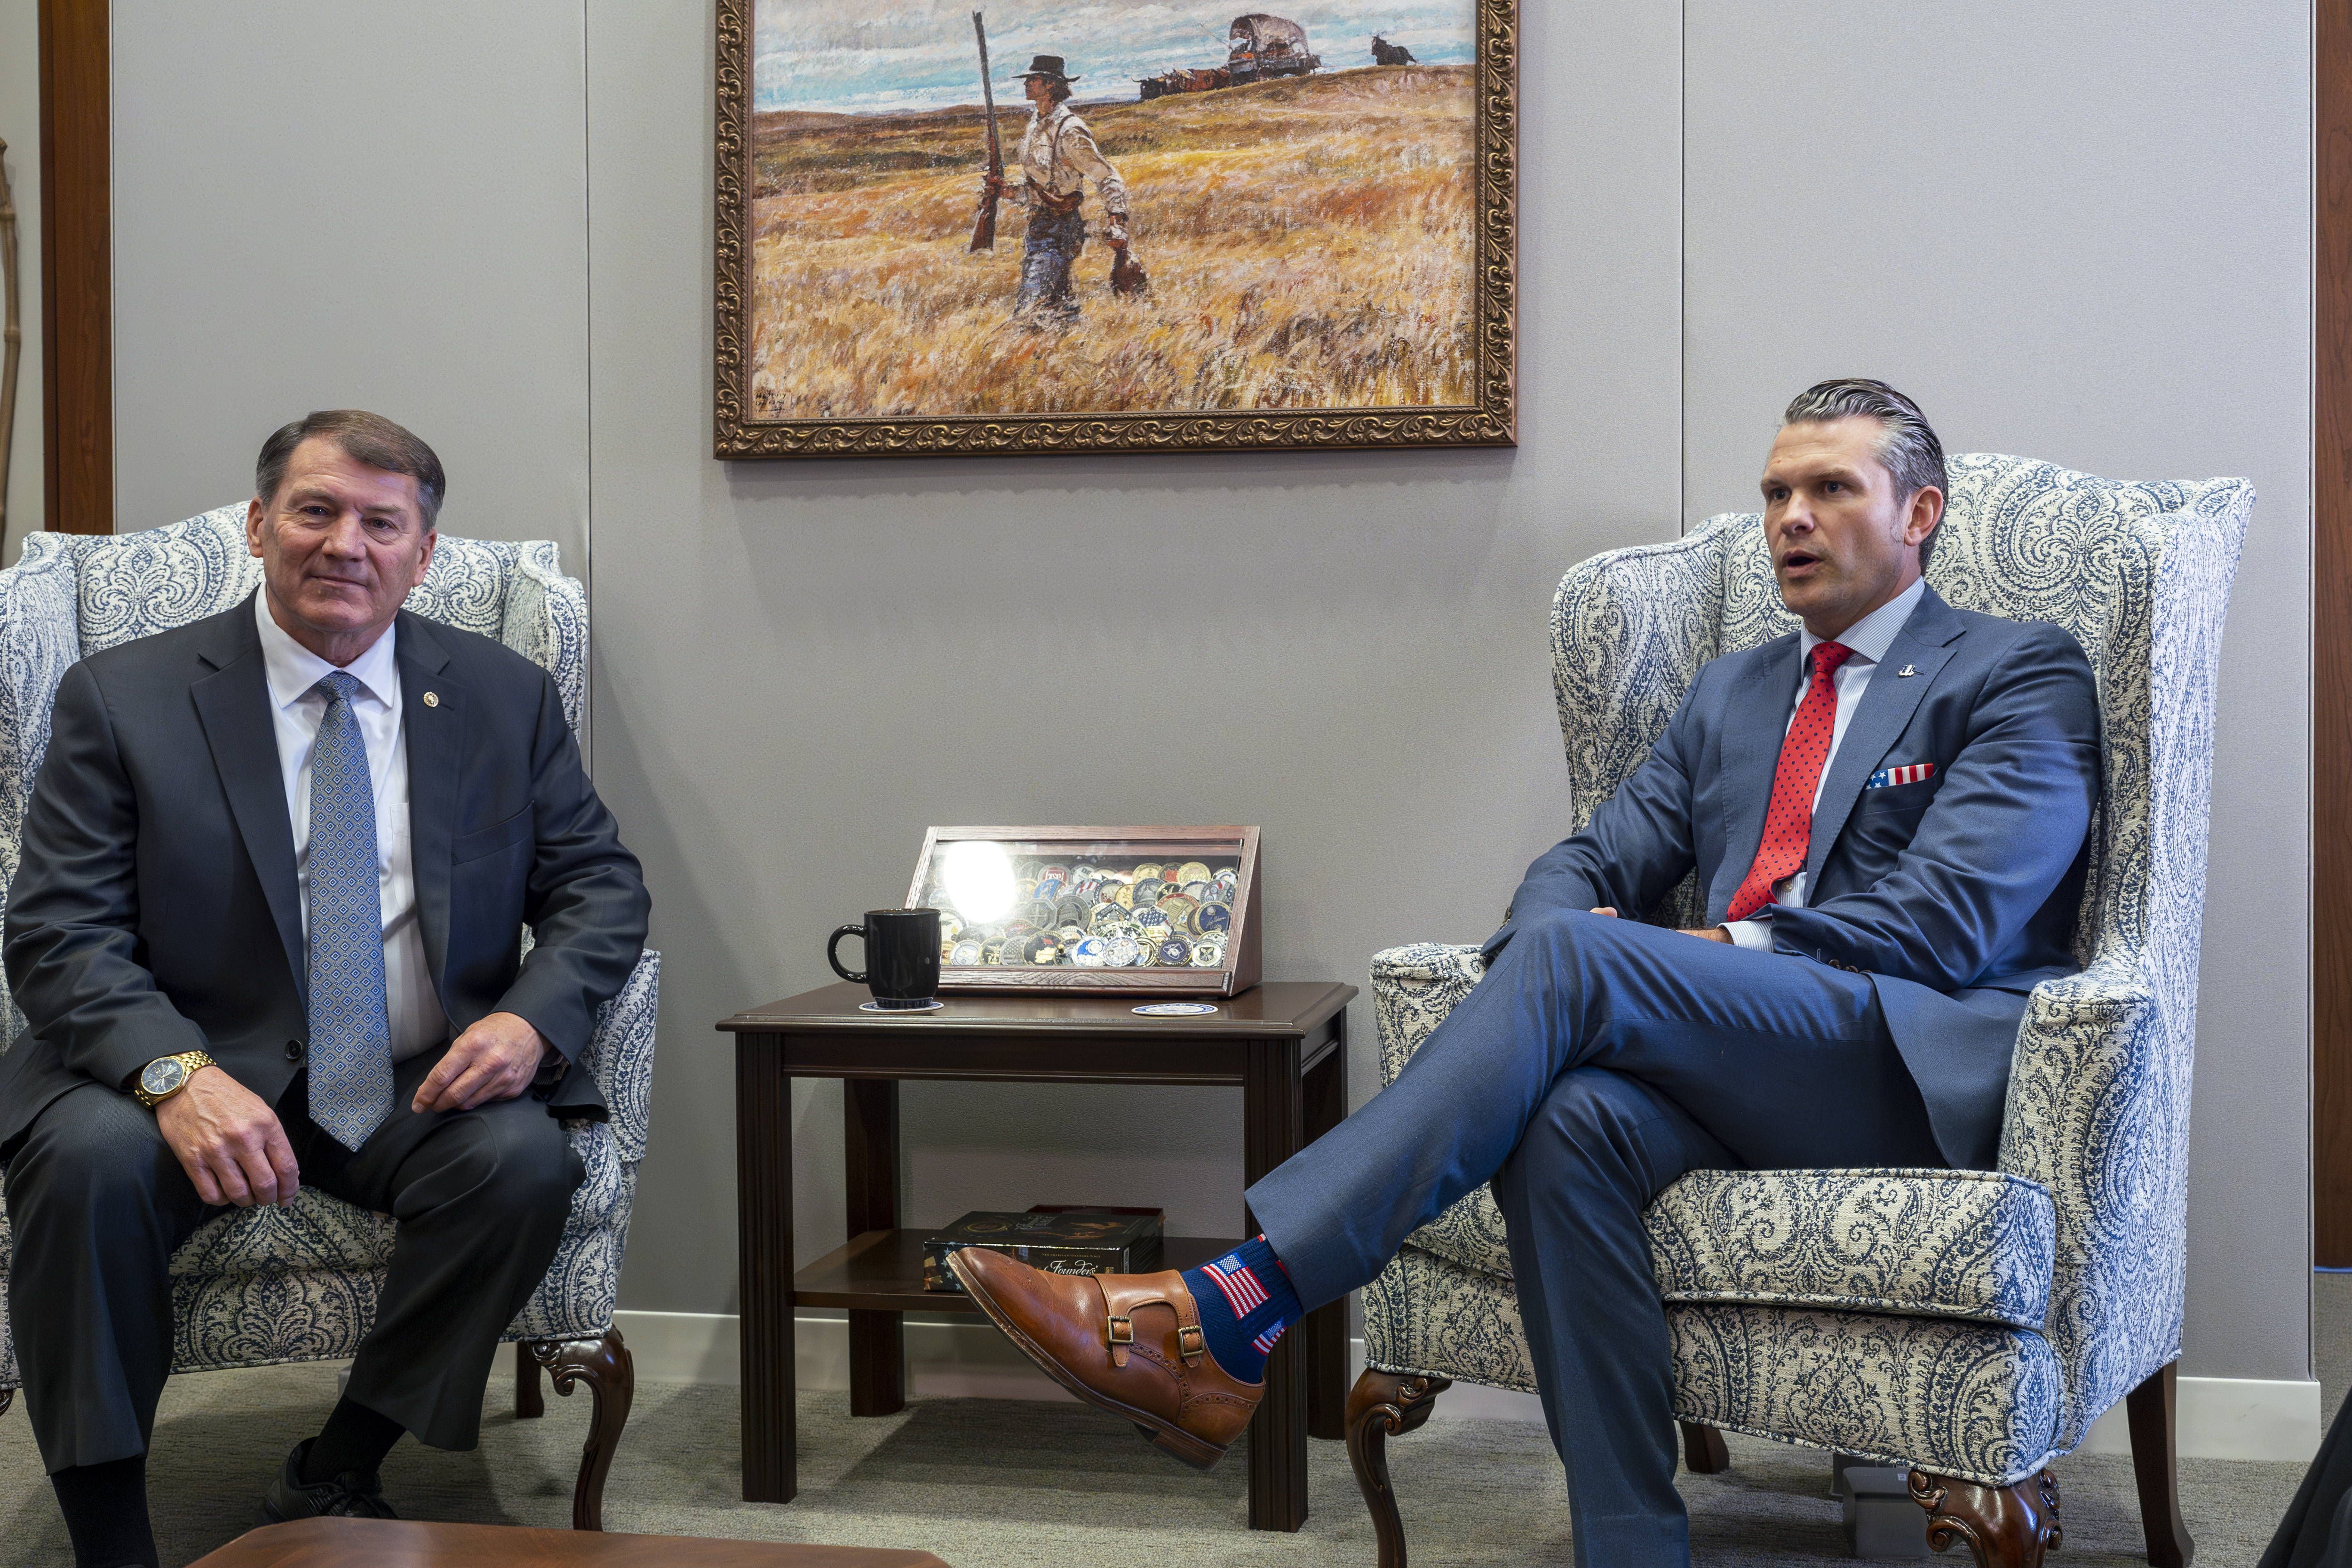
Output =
[
  {"x1": 2318, "y1": 0, "x2": 2351, "y2": 1264},
  {"x1": 39, "y1": 0, "x2": 109, "y2": 536}
]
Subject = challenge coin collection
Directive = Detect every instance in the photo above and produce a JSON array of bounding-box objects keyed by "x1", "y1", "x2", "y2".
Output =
[{"x1": 930, "y1": 858, "x2": 1239, "y2": 969}]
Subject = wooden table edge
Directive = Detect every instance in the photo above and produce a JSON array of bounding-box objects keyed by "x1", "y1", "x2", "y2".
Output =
[{"x1": 715, "y1": 980, "x2": 1356, "y2": 1037}]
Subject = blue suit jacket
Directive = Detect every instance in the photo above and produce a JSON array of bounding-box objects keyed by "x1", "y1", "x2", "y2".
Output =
[
  {"x1": 1489, "y1": 584, "x2": 2099, "y2": 1170},
  {"x1": 0, "y1": 594, "x2": 650, "y2": 1164}
]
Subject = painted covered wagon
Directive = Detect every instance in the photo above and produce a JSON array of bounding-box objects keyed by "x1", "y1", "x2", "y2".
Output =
[{"x1": 1227, "y1": 14, "x2": 1321, "y2": 82}]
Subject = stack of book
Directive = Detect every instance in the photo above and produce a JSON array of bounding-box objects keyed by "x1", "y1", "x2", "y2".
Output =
[{"x1": 922, "y1": 1206, "x2": 1165, "y2": 1292}]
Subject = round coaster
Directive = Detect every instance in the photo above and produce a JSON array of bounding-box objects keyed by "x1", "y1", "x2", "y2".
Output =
[
  {"x1": 860, "y1": 999, "x2": 945, "y2": 1012},
  {"x1": 1132, "y1": 1002, "x2": 1218, "y2": 1016}
]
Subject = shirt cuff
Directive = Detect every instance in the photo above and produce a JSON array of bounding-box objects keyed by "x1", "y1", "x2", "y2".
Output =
[{"x1": 1724, "y1": 918, "x2": 1774, "y2": 953}]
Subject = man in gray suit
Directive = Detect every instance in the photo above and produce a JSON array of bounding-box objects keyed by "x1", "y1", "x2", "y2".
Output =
[
  {"x1": 0, "y1": 411, "x2": 648, "y2": 1568},
  {"x1": 950, "y1": 381, "x2": 2100, "y2": 1568}
]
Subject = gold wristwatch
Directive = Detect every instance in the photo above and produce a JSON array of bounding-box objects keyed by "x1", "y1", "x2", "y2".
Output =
[{"x1": 133, "y1": 1051, "x2": 217, "y2": 1108}]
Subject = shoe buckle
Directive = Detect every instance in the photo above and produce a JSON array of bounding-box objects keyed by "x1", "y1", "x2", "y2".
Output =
[
  {"x1": 1107, "y1": 1314, "x2": 1134, "y2": 1346},
  {"x1": 1177, "y1": 1323, "x2": 1204, "y2": 1365}
]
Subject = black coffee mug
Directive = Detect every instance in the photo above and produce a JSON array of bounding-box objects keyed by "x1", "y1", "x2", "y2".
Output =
[{"x1": 828, "y1": 908, "x2": 942, "y2": 1009}]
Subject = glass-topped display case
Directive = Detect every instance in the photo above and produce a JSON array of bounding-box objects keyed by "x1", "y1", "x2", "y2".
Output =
[{"x1": 903, "y1": 826, "x2": 1262, "y2": 996}]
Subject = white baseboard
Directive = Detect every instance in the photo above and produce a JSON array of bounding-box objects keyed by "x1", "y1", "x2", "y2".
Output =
[
  {"x1": 604, "y1": 1311, "x2": 2320, "y2": 1462},
  {"x1": 2078, "y1": 1375, "x2": 2321, "y2": 1463}
]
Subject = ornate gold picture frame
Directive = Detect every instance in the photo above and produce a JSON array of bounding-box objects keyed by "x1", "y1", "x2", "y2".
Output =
[{"x1": 713, "y1": 0, "x2": 1516, "y2": 459}]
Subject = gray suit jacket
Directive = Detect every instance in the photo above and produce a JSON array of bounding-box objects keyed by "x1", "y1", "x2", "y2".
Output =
[
  {"x1": 0, "y1": 592, "x2": 650, "y2": 1162},
  {"x1": 1489, "y1": 585, "x2": 2099, "y2": 1170}
]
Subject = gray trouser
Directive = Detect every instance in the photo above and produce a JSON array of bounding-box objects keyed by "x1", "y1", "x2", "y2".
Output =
[
  {"x1": 4, "y1": 1041, "x2": 581, "y2": 1471},
  {"x1": 1017, "y1": 206, "x2": 1086, "y2": 325}
]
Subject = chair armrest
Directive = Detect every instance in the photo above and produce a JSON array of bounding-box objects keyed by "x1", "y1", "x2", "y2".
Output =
[
  {"x1": 1997, "y1": 950, "x2": 2182, "y2": 1450},
  {"x1": 501, "y1": 541, "x2": 588, "y2": 737},
  {"x1": 576, "y1": 950, "x2": 660, "y2": 1163},
  {"x1": 0, "y1": 538, "x2": 82, "y2": 1049},
  {"x1": 1370, "y1": 943, "x2": 1485, "y2": 1090},
  {"x1": 1996, "y1": 952, "x2": 2157, "y2": 1181}
]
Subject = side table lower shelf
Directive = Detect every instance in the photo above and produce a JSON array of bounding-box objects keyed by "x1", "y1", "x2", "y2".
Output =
[{"x1": 795, "y1": 1229, "x2": 1243, "y2": 1312}]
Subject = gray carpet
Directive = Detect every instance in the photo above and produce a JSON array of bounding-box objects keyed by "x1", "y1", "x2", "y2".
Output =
[
  {"x1": 2320, "y1": 1271, "x2": 2352, "y2": 1426},
  {"x1": 0, "y1": 1361, "x2": 2317, "y2": 1566}
]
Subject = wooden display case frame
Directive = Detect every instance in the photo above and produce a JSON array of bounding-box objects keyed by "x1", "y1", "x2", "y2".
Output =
[{"x1": 902, "y1": 825, "x2": 1261, "y2": 997}]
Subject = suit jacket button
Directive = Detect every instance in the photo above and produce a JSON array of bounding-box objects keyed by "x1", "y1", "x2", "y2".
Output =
[{"x1": 286, "y1": 1039, "x2": 305, "y2": 1061}]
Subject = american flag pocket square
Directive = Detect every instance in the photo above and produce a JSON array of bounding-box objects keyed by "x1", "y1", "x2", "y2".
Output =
[{"x1": 1866, "y1": 763, "x2": 1937, "y2": 789}]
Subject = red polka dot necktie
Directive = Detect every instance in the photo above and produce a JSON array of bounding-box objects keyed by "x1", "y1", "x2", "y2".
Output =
[{"x1": 1726, "y1": 641, "x2": 1856, "y2": 923}]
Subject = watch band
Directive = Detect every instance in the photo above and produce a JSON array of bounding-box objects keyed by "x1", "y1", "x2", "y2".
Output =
[{"x1": 133, "y1": 1050, "x2": 218, "y2": 1108}]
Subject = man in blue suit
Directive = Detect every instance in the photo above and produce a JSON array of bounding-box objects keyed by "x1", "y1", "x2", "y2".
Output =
[{"x1": 951, "y1": 381, "x2": 2100, "y2": 1566}]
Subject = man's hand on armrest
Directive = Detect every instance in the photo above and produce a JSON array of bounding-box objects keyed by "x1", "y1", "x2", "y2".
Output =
[
  {"x1": 412, "y1": 1011, "x2": 549, "y2": 1114},
  {"x1": 155, "y1": 1067, "x2": 299, "y2": 1208}
]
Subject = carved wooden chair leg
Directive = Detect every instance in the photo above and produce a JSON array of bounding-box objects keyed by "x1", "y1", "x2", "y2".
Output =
[
  {"x1": 1679, "y1": 1420, "x2": 1730, "y2": 1475},
  {"x1": 530, "y1": 1329, "x2": 636, "y2": 1531},
  {"x1": 1345, "y1": 1369, "x2": 1452, "y2": 1568},
  {"x1": 516, "y1": 1341, "x2": 547, "y2": 1419},
  {"x1": 1909, "y1": 1468, "x2": 2062, "y2": 1568},
  {"x1": 2125, "y1": 1360, "x2": 2194, "y2": 1567}
]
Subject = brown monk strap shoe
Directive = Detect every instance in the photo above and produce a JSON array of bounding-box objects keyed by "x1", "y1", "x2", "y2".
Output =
[{"x1": 949, "y1": 1247, "x2": 1262, "y2": 1468}]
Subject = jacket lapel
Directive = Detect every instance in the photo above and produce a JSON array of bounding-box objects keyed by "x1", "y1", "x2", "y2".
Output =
[
  {"x1": 190, "y1": 594, "x2": 306, "y2": 995},
  {"x1": 396, "y1": 612, "x2": 463, "y2": 999},
  {"x1": 1708, "y1": 631, "x2": 1806, "y2": 920},
  {"x1": 1802, "y1": 585, "x2": 1966, "y2": 889}
]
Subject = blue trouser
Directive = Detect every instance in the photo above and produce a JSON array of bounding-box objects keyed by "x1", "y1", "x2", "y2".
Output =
[
  {"x1": 1017, "y1": 207, "x2": 1085, "y2": 325},
  {"x1": 1246, "y1": 908, "x2": 1948, "y2": 1568}
]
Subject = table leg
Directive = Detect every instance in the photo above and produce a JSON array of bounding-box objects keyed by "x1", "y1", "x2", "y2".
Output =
[
  {"x1": 844, "y1": 1078, "x2": 906, "y2": 1417},
  {"x1": 735, "y1": 1035, "x2": 796, "y2": 1503},
  {"x1": 1243, "y1": 1035, "x2": 1309, "y2": 1532},
  {"x1": 1302, "y1": 1015, "x2": 1348, "y2": 1441}
]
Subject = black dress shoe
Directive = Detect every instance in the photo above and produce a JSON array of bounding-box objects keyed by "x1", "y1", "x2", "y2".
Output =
[{"x1": 262, "y1": 1438, "x2": 398, "y2": 1522}]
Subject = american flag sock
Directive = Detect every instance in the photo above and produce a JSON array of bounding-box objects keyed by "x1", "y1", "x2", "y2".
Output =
[{"x1": 1181, "y1": 1234, "x2": 1303, "y2": 1384}]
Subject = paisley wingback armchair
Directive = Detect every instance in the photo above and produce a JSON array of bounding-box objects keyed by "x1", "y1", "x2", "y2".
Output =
[
  {"x1": 0, "y1": 506, "x2": 660, "y2": 1530},
  {"x1": 1346, "y1": 455, "x2": 2251, "y2": 1568}
]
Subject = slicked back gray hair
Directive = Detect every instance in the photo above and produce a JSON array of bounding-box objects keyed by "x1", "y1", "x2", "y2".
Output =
[
  {"x1": 1781, "y1": 379, "x2": 1946, "y2": 572},
  {"x1": 255, "y1": 410, "x2": 446, "y2": 530}
]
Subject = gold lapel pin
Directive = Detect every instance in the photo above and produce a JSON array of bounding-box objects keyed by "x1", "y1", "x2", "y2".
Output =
[{"x1": 423, "y1": 692, "x2": 440, "y2": 707}]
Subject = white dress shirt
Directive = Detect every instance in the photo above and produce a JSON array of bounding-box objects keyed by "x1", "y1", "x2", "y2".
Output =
[
  {"x1": 1724, "y1": 576, "x2": 1928, "y2": 953},
  {"x1": 255, "y1": 593, "x2": 449, "y2": 1060}
]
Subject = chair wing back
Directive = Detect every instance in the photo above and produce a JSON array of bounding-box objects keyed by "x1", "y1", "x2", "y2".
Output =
[
  {"x1": 0, "y1": 507, "x2": 590, "y2": 1049},
  {"x1": 1934, "y1": 458, "x2": 2248, "y2": 1450},
  {"x1": 1547, "y1": 524, "x2": 1793, "y2": 929}
]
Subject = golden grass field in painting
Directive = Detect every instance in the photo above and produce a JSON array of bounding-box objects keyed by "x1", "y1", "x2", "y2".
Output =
[{"x1": 745, "y1": 64, "x2": 1475, "y2": 420}]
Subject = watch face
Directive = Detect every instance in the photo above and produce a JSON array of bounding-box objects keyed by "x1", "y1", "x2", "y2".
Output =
[{"x1": 140, "y1": 1058, "x2": 187, "y2": 1097}]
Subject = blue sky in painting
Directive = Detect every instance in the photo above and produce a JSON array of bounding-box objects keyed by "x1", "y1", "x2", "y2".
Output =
[{"x1": 753, "y1": 0, "x2": 1474, "y2": 114}]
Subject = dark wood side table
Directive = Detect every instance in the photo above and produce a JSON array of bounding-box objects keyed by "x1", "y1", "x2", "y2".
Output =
[{"x1": 717, "y1": 980, "x2": 1356, "y2": 1532}]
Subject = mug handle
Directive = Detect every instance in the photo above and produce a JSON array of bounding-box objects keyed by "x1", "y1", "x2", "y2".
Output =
[{"x1": 827, "y1": 923, "x2": 868, "y2": 984}]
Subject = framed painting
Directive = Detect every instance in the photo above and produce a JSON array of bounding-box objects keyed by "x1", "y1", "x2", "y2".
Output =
[{"x1": 713, "y1": 0, "x2": 1516, "y2": 458}]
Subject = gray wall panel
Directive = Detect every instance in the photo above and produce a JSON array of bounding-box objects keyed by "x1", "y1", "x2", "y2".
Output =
[
  {"x1": 1683, "y1": 0, "x2": 2312, "y2": 1379},
  {"x1": 110, "y1": 0, "x2": 589, "y2": 565}
]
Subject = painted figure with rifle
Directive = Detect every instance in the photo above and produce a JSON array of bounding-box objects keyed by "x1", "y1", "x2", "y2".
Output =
[{"x1": 968, "y1": 21, "x2": 1141, "y2": 328}]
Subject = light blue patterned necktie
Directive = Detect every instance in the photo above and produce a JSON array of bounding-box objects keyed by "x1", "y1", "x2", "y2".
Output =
[{"x1": 306, "y1": 670, "x2": 393, "y2": 1150}]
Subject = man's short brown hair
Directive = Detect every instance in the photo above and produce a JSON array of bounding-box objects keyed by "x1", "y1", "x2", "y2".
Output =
[{"x1": 255, "y1": 410, "x2": 446, "y2": 529}]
